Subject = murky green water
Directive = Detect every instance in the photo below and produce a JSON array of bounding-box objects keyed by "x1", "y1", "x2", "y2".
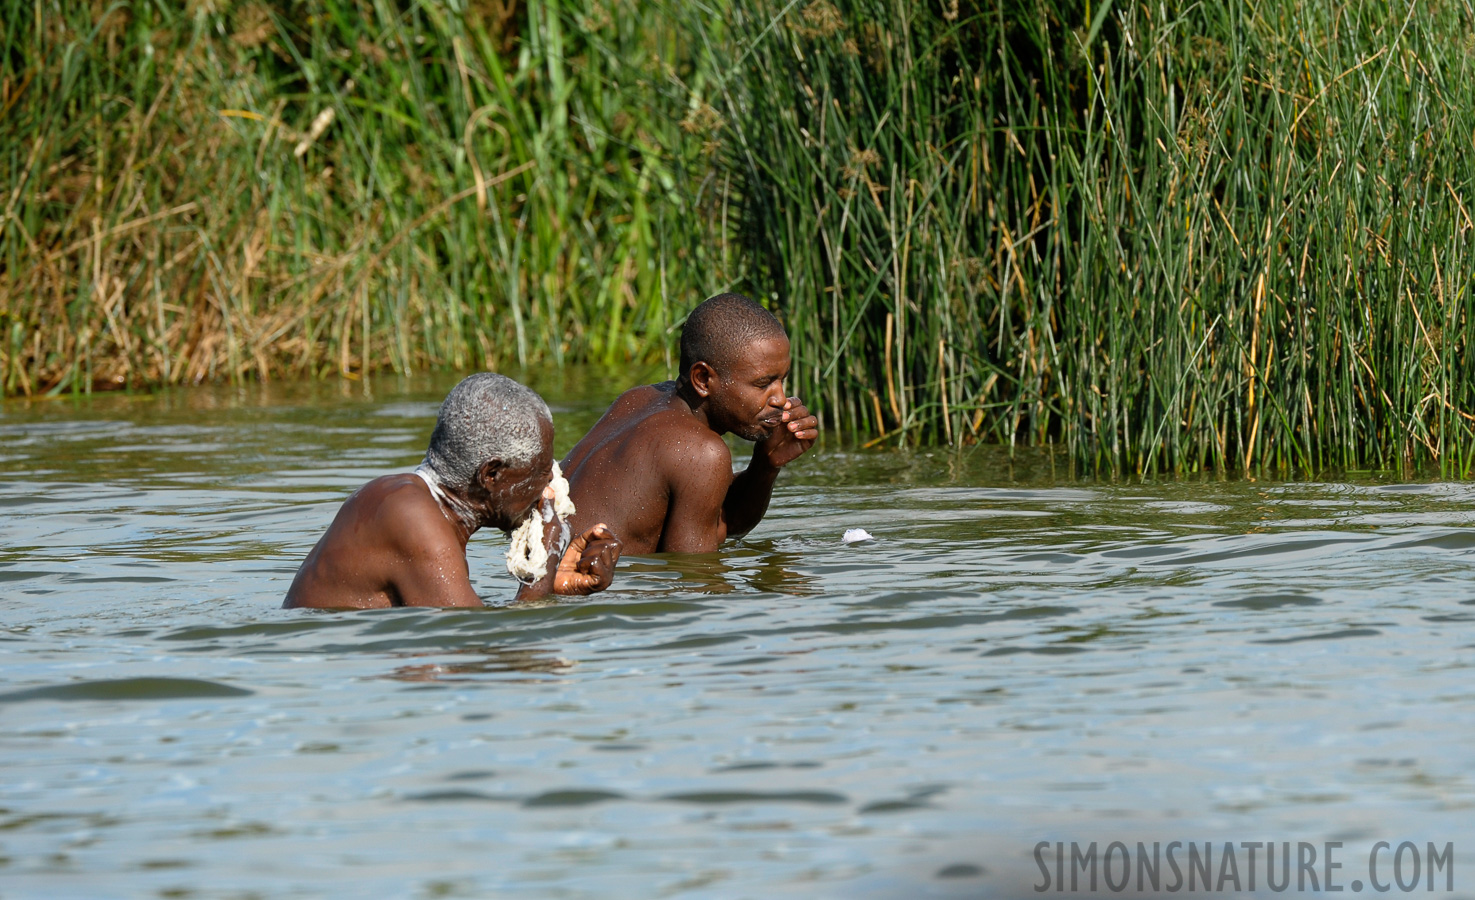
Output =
[{"x1": 3, "y1": 372, "x2": 1473, "y2": 898}]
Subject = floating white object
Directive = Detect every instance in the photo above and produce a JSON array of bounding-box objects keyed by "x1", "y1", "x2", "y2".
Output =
[
  {"x1": 506, "y1": 461, "x2": 576, "y2": 582},
  {"x1": 842, "y1": 528, "x2": 874, "y2": 544}
]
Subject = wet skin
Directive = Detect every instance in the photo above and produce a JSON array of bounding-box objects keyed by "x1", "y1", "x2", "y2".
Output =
[
  {"x1": 562, "y1": 335, "x2": 820, "y2": 554},
  {"x1": 284, "y1": 418, "x2": 623, "y2": 610}
]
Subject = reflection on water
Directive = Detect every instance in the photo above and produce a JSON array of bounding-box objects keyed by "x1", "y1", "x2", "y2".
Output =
[
  {"x1": 2, "y1": 373, "x2": 1474, "y2": 898},
  {"x1": 627, "y1": 545, "x2": 819, "y2": 598},
  {"x1": 386, "y1": 647, "x2": 577, "y2": 682}
]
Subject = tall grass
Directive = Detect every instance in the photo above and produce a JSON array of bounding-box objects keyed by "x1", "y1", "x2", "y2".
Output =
[
  {"x1": 706, "y1": 0, "x2": 1475, "y2": 474},
  {"x1": 0, "y1": 0, "x2": 722, "y2": 393},
  {"x1": 6, "y1": 0, "x2": 1475, "y2": 475}
]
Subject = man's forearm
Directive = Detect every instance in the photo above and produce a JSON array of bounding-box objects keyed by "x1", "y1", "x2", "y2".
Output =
[
  {"x1": 512, "y1": 579, "x2": 550, "y2": 603},
  {"x1": 510, "y1": 543, "x2": 561, "y2": 603},
  {"x1": 723, "y1": 455, "x2": 780, "y2": 537}
]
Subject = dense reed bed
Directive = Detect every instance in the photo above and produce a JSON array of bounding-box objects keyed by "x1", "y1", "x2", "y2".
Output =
[
  {"x1": 5, "y1": 0, "x2": 1474, "y2": 474},
  {"x1": 710, "y1": 0, "x2": 1475, "y2": 473},
  {"x1": 1, "y1": 0, "x2": 720, "y2": 392}
]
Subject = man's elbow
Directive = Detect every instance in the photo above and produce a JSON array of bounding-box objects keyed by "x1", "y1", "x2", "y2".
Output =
[
  {"x1": 396, "y1": 575, "x2": 486, "y2": 608},
  {"x1": 402, "y1": 592, "x2": 485, "y2": 609},
  {"x1": 660, "y1": 527, "x2": 728, "y2": 554}
]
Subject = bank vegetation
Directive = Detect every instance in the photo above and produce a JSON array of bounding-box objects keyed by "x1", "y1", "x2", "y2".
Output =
[{"x1": 3, "y1": 0, "x2": 1473, "y2": 473}]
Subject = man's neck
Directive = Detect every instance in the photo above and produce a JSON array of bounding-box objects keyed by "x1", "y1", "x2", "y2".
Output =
[
  {"x1": 412, "y1": 465, "x2": 480, "y2": 546},
  {"x1": 672, "y1": 380, "x2": 715, "y2": 432}
]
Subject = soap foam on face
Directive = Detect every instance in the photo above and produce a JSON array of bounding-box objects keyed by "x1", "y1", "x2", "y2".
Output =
[{"x1": 506, "y1": 461, "x2": 576, "y2": 583}]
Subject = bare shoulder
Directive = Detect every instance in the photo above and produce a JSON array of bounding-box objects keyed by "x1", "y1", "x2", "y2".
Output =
[
  {"x1": 360, "y1": 474, "x2": 458, "y2": 553},
  {"x1": 615, "y1": 382, "x2": 672, "y2": 407},
  {"x1": 353, "y1": 473, "x2": 430, "y2": 513},
  {"x1": 598, "y1": 382, "x2": 678, "y2": 424},
  {"x1": 284, "y1": 474, "x2": 450, "y2": 610},
  {"x1": 568, "y1": 383, "x2": 673, "y2": 460},
  {"x1": 654, "y1": 417, "x2": 731, "y2": 477}
]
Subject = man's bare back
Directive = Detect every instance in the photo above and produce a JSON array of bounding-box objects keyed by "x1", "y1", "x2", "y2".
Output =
[{"x1": 562, "y1": 297, "x2": 820, "y2": 555}]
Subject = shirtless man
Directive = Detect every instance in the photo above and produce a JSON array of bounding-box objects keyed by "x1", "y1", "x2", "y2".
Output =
[
  {"x1": 284, "y1": 373, "x2": 622, "y2": 609},
  {"x1": 562, "y1": 293, "x2": 820, "y2": 554}
]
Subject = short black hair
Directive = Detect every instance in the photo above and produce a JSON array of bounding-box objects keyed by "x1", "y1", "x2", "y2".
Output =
[{"x1": 678, "y1": 293, "x2": 787, "y2": 381}]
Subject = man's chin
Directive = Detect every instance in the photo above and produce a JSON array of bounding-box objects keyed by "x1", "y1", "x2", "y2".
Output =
[
  {"x1": 494, "y1": 509, "x2": 533, "y2": 535},
  {"x1": 736, "y1": 423, "x2": 775, "y2": 442}
]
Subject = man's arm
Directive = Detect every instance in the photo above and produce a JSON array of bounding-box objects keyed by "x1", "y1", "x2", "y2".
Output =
[
  {"x1": 722, "y1": 453, "x2": 780, "y2": 539},
  {"x1": 385, "y1": 495, "x2": 484, "y2": 608},
  {"x1": 723, "y1": 396, "x2": 819, "y2": 538},
  {"x1": 391, "y1": 539, "x2": 485, "y2": 607},
  {"x1": 659, "y1": 437, "x2": 734, "y2": 553}
]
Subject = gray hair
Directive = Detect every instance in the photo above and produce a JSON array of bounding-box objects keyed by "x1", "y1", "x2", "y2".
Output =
[{"x1": 422, "y1": 373, "x2": 551, "y2": 490}]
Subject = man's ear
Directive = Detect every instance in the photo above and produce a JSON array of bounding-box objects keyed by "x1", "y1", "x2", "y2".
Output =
[
  {"x1": 476, "y1": 458, "x2": 505, "y2": 491},
  {"x1": 689, "y1": 361, "x2": 717, "y2": 398}
]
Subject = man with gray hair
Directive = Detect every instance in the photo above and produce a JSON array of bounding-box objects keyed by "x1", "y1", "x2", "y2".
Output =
[{"x1": 284, "y1": 373, "x2": 622, "y2": 609}]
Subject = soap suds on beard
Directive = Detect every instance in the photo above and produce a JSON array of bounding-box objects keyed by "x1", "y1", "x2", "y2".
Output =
[{"x1": 506, "y1": 461, "x2": 576, "y2": 583}]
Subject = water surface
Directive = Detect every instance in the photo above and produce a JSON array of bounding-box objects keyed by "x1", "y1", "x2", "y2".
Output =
[{"x1": 2, "y1": 373, "x2": 1473, "y2": 898}]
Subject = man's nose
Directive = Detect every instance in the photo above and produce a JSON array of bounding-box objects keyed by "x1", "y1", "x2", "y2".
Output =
[{"x1": 767, "y1": 382, "x2": 786, "y2": 404}]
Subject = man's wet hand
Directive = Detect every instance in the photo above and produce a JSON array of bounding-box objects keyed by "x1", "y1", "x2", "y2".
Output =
[
  {"x1": 553, "y1": 524, "x2": 623, "y2": 595},
  {"x1": 756, "y1": 396, "x2": 819, "y2": 469}
]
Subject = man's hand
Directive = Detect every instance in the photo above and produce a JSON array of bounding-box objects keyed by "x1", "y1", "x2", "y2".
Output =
[
  {"x1": 553, "y1": 524, "x2": 623, "y2": 595},
  {"x1": 754, "y1": 396, "x2": 819, "y2": 470}
]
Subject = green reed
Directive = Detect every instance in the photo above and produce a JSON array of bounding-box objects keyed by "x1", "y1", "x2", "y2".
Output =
[
  {"x1": 703, "y1": 0, "x2": 1475, "y2": 474},
  {"x1": 5, "y1": 0, "x2": 1474, "y2": 476},
  {"x1": 0, "y1": 0, "x2": 721, "y2": 392}
]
